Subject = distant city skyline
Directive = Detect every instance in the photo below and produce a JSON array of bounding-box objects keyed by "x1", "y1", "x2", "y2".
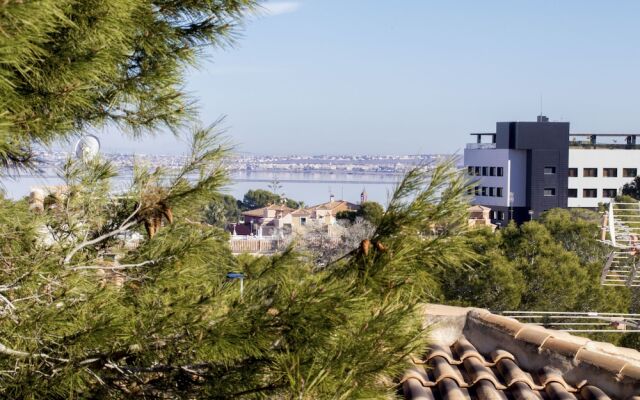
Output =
[{"x1": 86, "y1": 0, "x2": 640, "y2": 156}]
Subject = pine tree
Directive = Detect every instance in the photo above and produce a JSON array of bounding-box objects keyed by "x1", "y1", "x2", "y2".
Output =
[
  {"x1": 0, "y1": 2, "x2": 482, "y2": 397},
  {"x1": 0, "y1": 0, "x2": 256, "y2": 170},
  {"x1": 0, "y1": 148, "x2": 474, "y2": 397}
]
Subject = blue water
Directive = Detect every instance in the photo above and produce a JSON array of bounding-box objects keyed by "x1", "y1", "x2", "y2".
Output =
[{"x1": 2, "y1": 171, "x2": 401, "y2": 206}]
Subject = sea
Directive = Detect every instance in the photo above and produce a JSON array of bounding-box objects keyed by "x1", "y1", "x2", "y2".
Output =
[{"x1": 2, "y1": 170, "x2": 402, "y2": 206}]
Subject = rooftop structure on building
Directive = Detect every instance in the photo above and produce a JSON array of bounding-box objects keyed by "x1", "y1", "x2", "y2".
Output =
[{"x1": 464, "y1": 116, "x2": 640, "y2": 224}]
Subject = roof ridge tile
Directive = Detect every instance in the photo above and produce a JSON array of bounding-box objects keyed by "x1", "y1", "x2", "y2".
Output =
[
  {"x1": 513, "y1": 326, "x2": 553, "y2": 348},
  {"x1": 539, "y1": 336, "x2": 586, "y2": 359},
  {"x1": 575, "y1": 349, "x2": 628, "y2": 378},
  {"x1": 619, "y1": 363, "x2": 640, "y2": 381},
  {"x1": 476, "y1": 312, "x2": 525, "y2": 336}
]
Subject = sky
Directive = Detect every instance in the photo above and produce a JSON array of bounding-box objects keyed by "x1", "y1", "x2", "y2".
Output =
[{"x1": 93, "y1": 0, "x2": 640, "y2": 156}]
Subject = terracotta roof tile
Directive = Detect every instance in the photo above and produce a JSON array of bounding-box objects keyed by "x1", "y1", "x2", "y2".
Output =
[
  {"x1": 476, "y1": 313, "x2": 524, "y2": 336},
  {"x1": 403, "y1": 378, "x2": 436, "y2": 400},
  {"x1": 431, "y1": 356, "x2": 467, "y2": 387},
  {"x1": 621, "y1": 363, "x2": 640, "y2": 380},
  {"x1": 453, "y1": 336, "x2": 484, "y2": 363},
  {"x1": 545, "y1": 381, "x2": 578, "y2": 400},
  {"x1": 575, "y1": 349, "x2": 628, "y2": 375},
  {"x1": 403, "y1": 306, "x2": 640, "y2": 399},
  {"x1": 541, "y1": 337, "x2": 586, "y2": 358},
  {"x1": 579, "y1": 385, "x2": 611, "y2": 400},
  {"x1": 538, "y1": 366, "x2": 576, "y2": 391},
  {"x1": 495, "y1": 357, "x2": 537, "y2": 388},
  {"x1": 461, "y1": 357, "x2": 504, "y2": 389},
  {"x1": 426, "y1": 344, "x2": 458, "y2": 365},
  {"x1": 402, "y1": 333, "x2": 639, "y2": 400},
  {"x1": 514, "y1": 326, "x2": 553, "y2": 347},
  {"x1": 489, "y1": 349, "x2": 515, "y2": 365}
]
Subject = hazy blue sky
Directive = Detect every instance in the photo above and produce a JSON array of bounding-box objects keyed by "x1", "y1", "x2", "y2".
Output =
[{"x1": 94, "y1": 0, "x2": 640, "y2": 156}]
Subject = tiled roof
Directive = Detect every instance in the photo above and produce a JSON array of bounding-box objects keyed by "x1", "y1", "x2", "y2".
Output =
[
  {"x1": 242, "y1": 208, "x2": 266, "y2": 217},
  {"x1": 468, "y1": 205, "x2": 492, "y2": 212},
  {"x1": 291, "y1": 209, "x2": 311, "y2": 216},
  {"x1": 401, "y1": 305, "x2": 640, "y2": 400},
  {"x1": 241, "y1": 205, "x2": 295, "y2": 217},
  {"x1": 312, "y1": 200, "x2": 359, "y2": 211}
]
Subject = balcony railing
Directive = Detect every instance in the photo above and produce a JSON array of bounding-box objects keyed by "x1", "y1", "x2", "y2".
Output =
[
  {"x1": 466, "y1": 143, "x2": 496, "y2": 150},
  {"x1": 569, "y1": 142, "x2": 640, "y2": 150}
]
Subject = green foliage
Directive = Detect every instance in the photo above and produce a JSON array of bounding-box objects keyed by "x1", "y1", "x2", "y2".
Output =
[
  {"x1": 0, "y1": 0, "x2": 257, "y2": 169},
  {"x1": 622, "y1": 177, "x2": 640, "y2": 200},
  {"x1": 435, "y1": 209, "x2": 632, "y2": 319},
  {"x1": 0, "y1": 153, "x2": 475, "y2": 397},
  {"x1": 241, "y1": 189, "x2": 281, "y2": 209},
  {"x1": 335, "y1": 209, "x2": 357, "y2": 222},
  {"x1": 435, "y1": 228, "x2": 525, "y2": 310},
  {"x1": 335, "y1": 202, "x2": 384, "y2": 224},
  {"x1": 501, "y1": 221, "x2": 588, "y2": 311},
  {"x1": 240, "y1": 188, "x2": 300, "y2": 210},
  {"x1": 204, "y1": 193, "x2": 242, "y2": 226},
  {"x1": 358, "y1": 201, "x2": 385, "y2": 224}
]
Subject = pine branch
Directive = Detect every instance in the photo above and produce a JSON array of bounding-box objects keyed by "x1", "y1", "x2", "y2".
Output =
[
  {"x1": 67, "y1": 259, "x2": 163, "y2": 271},
  {"x1": 62, "y1": 203, "x2": 141, "y2": 265},
  {"x1": 63, "y1": 220, "x2": 137, "y2": 265},
  {"x1": 0, "y1": 342, "x2": 69, "y2": 363}
]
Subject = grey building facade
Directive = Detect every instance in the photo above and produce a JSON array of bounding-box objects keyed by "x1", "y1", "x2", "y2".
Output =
[{"x1": 464, "y1": 116, "x2": 569, "y2": 225}]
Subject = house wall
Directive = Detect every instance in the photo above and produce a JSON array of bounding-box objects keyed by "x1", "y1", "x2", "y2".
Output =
[
  {"x1": 464, "y1": 148, "x2": 527, "y2": 208},
  {"x1": 568, "y1": 148, "x2": 640, "y2": 208}
]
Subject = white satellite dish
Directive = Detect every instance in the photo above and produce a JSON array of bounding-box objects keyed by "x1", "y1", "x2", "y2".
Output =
[{"x1": 74, "y1": 135, "x2": 100, "y2": 162}]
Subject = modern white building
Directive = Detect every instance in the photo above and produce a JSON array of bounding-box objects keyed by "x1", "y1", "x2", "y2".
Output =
[
  {"x1": 568, "y1": 134, "x2": 640, "y2": 208},
  {"x1": 464, "y1": 117, "x2": 640, "y2": 224}
]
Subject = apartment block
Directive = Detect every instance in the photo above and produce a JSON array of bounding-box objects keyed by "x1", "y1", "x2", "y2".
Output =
[{"x1": 464, "y1": 116, "x2": 640, "y2": 225}]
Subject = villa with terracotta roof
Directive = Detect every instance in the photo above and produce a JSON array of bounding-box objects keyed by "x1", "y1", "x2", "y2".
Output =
[
  {"x1": 402, "y1": 304, "x2": 640, "y2": 400},
  {"x1": 236, "y1": 197, "x2": 360, "y2": 237}
]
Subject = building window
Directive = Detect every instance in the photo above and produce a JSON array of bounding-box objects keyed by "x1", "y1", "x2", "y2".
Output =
[
  {"x1": 481, "y1": 187, "x2": 487, "y2": 196},
  {"x1": 544, "y1": 166, "x2": 556, "y2": 174},
  {"x1": 623, "y1": 168, "x2": 637, "y2": 177},
  {"x1": 583, "y1": 188, "x2": 597, "y2": 198},
  {"x1": 543, "y1": 188, "x2": 556, "y2": 196},
  {"x1": 498, "y1": 211, "x2": 505, "y2": 220},
  {"x1": 568, "y1": 168, "x2": 578, "y2": 177},
  {"x1": 583, "y1": 168, "x2": 598, "y2": 177},
  {"x1": 568, "y1": 189, "x2": 577, "y2": 198},
  {"x1": 603, "y1": 189, "x2": 617, "y2": 198},
  {"x1": 603, "y1": 168, "x2": 618, "y2": 177},
  {"x1": 490, "y1": 167, "x2": 496, "y2": 176},
  {"x1": 482, "y1": 167, "x2": 488, "y2": 176},
  {"x1": 496, "y1": 187, "x2": 503, "y2": 197},
  {"x1": 474, "y1": 186, "x2": 480, "y2": 196},
  {"x1": 467, "y1": 166, "x2": 474, "y2": 175},
  {"x1": 497, "y1": 167, "x2": 504, "y2": 176},
  {"x1": 474, "y1": 166, "x2": 481, "y2": 176},
  {"x1": 300, "y1": 217, "x2": 307, "y2": 226},
  {"x1": 488, "y1": 187, "x2": 494, "y2": 196}
]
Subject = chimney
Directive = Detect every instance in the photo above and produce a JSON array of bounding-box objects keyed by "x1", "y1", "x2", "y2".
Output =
[
  {"x1": 329, "y1": 193, "x2": 335, "y2": 202},
  {"x1": 537, "y1": 115, "x2": 549, "y2": 123}
]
